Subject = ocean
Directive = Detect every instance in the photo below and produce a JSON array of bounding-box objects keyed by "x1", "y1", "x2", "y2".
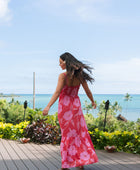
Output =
[{"x1": 1, "y1": 94, "x2": 140, "y2": 122}]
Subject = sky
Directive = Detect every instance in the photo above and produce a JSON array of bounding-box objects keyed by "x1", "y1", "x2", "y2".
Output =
[{"x1": 0, "y1": 0, "x2": 140, "y2": 94}]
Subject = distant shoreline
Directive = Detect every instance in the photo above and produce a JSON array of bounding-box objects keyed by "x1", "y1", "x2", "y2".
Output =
[{"x1": 0, "y1": 95, "x2": 20, "y2": 97}]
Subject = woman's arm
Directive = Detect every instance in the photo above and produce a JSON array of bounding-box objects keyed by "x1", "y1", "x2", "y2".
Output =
[
  {"x1": 43, "y1": 73, "x2": 65, "y2": 115},
  {"x1": 81, "y1": 80, "x2": 96, "y2": 109}
]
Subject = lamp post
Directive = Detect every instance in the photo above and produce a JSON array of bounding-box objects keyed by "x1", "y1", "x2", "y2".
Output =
[
  {"x1": 23, "y1": 100, "x2": 27, "y2": 121},
  {"x1": 104, "y1": 100, "x2": 109, "y2": 132},
  {"x1": 33, "y1": 72, "x2": 35, "y2": 110}
]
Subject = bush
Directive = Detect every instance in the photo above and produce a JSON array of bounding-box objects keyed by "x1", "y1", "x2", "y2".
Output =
[
  {"x1": 0, "y1": 121, "x2": 29, "y2": 140},
  {"x1": 23, "y1": 119, "x2": 61, "y2": 144},
  {"x1": 89, "y1": 128, "x2": 140, "y2": 154},
  {"x1": 84, "y1": 113, "x2": 97, "y2": 131},
  {"x1": 0, "y1": 99, "x2": 45, "y2": 124},
  {"x1": 83, "y1": 111, "x2": 140, "y2": 134},
  {"x1": 0, "y1": 99, "x2": 27, "y2": 124}
]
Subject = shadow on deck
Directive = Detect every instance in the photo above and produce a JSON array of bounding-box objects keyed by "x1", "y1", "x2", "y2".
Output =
[{"x1": 0, "y1": 139, "x2": 140, "y2": 170}]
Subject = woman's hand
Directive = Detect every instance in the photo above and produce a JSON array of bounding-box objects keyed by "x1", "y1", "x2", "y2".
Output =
[
  {"x1": 92, "y1": 101, "x2": 96, "y2": 109},
  {"x1": 43, "y1": 106, "x2": 50, "y2": 116}
]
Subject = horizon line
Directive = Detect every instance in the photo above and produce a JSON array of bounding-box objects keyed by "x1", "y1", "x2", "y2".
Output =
[{"x1": 1, "y1": 93, "x2": 140, "y2": 95}]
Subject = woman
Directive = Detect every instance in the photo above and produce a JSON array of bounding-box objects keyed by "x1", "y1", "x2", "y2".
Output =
[{"x1": 43, "y1": 52, "x2": 98, "y2": 170}]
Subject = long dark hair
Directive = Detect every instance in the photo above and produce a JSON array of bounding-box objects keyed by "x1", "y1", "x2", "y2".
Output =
[{"x1": 60, "y1": 52, "x2": 94, "y2": 83}]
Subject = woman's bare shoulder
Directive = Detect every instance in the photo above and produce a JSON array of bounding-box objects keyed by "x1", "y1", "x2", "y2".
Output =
[{"x1": 59, "y1": 72, "x2": 66, "y2": 79}]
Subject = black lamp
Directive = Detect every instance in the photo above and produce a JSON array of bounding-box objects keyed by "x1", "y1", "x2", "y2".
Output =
[
  {"x1": 104, "y1": 100, "x2": 109, "y2": 131},
  {"x1": 23, "y1": 100, "x2": 27, "y2": 121}
]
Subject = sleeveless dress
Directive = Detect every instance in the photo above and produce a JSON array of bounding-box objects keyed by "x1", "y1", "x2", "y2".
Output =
[{"x1": 58, "y1": 74, "x2": 98, "y2": 169}]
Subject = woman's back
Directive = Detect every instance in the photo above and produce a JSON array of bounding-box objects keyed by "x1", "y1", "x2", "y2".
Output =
[{"x1": 64, "y1": 73, "x2": 81, "y2": 87}]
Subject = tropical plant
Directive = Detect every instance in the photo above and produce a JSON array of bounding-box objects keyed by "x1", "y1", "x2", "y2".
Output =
[
  {"x1": 0, "y1": 99, "x2": 10, "y2": 122},
  {"x1": 83, "y1": 100, "x2": 97, "y2": 113},
  {"x1": 124, "y1": 93, "x2": 132, "y2": 101},
  {"x1": 0, "y1": 121, "x2": 29, "y2": 140},
  {"x1": 89, "y1": 128, "x2": 140, "y2": 154},
  {"x1": 0, "y1": 99, "x2": 45, "y2": 124},
  {"x1": 124, "y1": 93, "x2": 132, "y2": 115},
  {"x1": 96, "y1": 100, "x2": 122, "y2": 132},
  {"x1": 45, "y1": 112, "x2": 60, "y2": 127},
  {"x1": 84, "y1": 113, "x2": 96, "y2": 131},
  {"x1": 23, "y1": 119, "x2": 61, "y2": 144},
  {"x1": 111, "y1": 101, "x2": 122, "y2": 112}
]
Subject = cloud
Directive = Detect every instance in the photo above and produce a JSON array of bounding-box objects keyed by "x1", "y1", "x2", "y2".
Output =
[
  {"x1": 0, "y1": 0, "x2": 12, "y2": 24},
  {"x1": 75, "y1": 0, "x2": 110, "y2": 22},
  {"x1": 33, "y1": 0, "x2": 131, "y2": 23},
  {"x1": 96, "y1": 58, "x2": 140, "y2": 82},
  {"x1": 33, "y1": 0, "x2": 109, "y2": 19},
  {"x1": 94, "y1": 58, "x2": 140, "y2": 93}
]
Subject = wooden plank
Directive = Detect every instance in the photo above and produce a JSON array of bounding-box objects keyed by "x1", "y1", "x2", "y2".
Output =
[
  {"x1": 9, "y1": 140, "x2": 38, "y2": 170},
  {"x1": 2, "y1": 139, "x2": 28, "y2": 170},
  {"x1": 107, "y1": 150, "x2": 140, "y2": 167},
  {"x1": 97, "y1": 150, "x2": 127, "y2": 169},
  {"x1": 91, "y1": 150, "x2": 117, "y2": 170},
  {"x1": 52, "y1": 145, "x2": 114, "y2": 170},
  {"x1": 50, "y1": 146, "x2": 140, "y2": 170},
  {"x1": 44, "y1": 144, "x2": 93, "y2": 170},
  {"x1": 0, "y1": 139, "x2": 17, "y2": 170},
  {"x1": 38, "y1": 143, "x2": 61, "y2": 169},
  {"x1": 17, "y1": 142, "x2": 47, "y2": 170},
  {"x1": 0, "y1": 152, "x2": 7, "y2": 170},
  {"x1": 114, "y1": 151, "x2": 140, "y2": 163},
  {"x1": 48, "y1": 144, "x2": 104, "y2": 170},
  {"x1": 25, "y1": 143, "x2": 50, "y2": 170},
  {"x1": 45, "y1": 144, "x2": 80, "y2": 170},
  {"x1": 95, "y1": 152, "x2": 119, "y2": 170},
  {"x1": 44, "y1": 144, "x2": 61, "y2": 161},
  {"x1": 88, "y1": 163, "x2": 106, "y2": 170},
  {"x1": 31, "y1": 143, "x2": 59, "y2": 170},
  {"x1": 98, "y1": 150, "x2": 140, "y2": 170},
  {"x1": 1, "y1": 139, "x2": 140, "y2": 170}
]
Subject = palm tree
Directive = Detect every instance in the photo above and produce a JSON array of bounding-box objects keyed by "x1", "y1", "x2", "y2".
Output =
[
  {"x1": 83, "y1": 100, "x2": 97, "y2": 114},
  {"x1": 124, "y1": 93, "x2": 132, "y2": 102},
  {"x1": 111, "y1": 101, "x2": 122, "y2": 112},
  {"x1": 124, "y1": 93, "x2": 132, "y2": 115}
]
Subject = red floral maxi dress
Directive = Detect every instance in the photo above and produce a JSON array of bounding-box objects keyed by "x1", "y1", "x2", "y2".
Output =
[{"x1": 58, "y1": 75, "x2": 98, "y2": 169}]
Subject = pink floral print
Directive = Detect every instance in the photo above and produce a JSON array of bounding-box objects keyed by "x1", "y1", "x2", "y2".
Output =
[
  {"x1": 63, "y1": 110, "x2": 73, "y2": 120},
  {"x1": 58, "y1": 77, "x2": 98, "y2": 169}
]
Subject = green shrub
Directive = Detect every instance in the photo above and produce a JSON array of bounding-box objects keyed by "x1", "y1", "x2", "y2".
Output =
[
  {"x1": 0, "y1": 99, "x2": 45, "y2": 124},
  {"x1": 89, "y1": 128, "x2": 140, "y2": 154},
  {"x1": 0, "y1": 121, "x2": 29, "y2": 140},
  {"x1": 83, "y1": 108, "x2": 140, "y2": 134},
  {"x1": 45, "y1": 112, "x2": 60, "y2": 128}
]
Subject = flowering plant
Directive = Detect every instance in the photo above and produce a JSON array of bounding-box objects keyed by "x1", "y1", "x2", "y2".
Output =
[{"x1": 89, "y1": 128, "x2": 140, "y2": 154}]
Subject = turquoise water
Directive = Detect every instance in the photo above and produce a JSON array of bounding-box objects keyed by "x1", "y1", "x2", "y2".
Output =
[{"x1": 1, "y1": 94, "x2": 140, "y2": 122}]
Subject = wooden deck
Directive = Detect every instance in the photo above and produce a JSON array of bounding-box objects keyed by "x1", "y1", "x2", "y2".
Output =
[{"x1": 0, "y1": 139, "x2": 140, "y2": 170}]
